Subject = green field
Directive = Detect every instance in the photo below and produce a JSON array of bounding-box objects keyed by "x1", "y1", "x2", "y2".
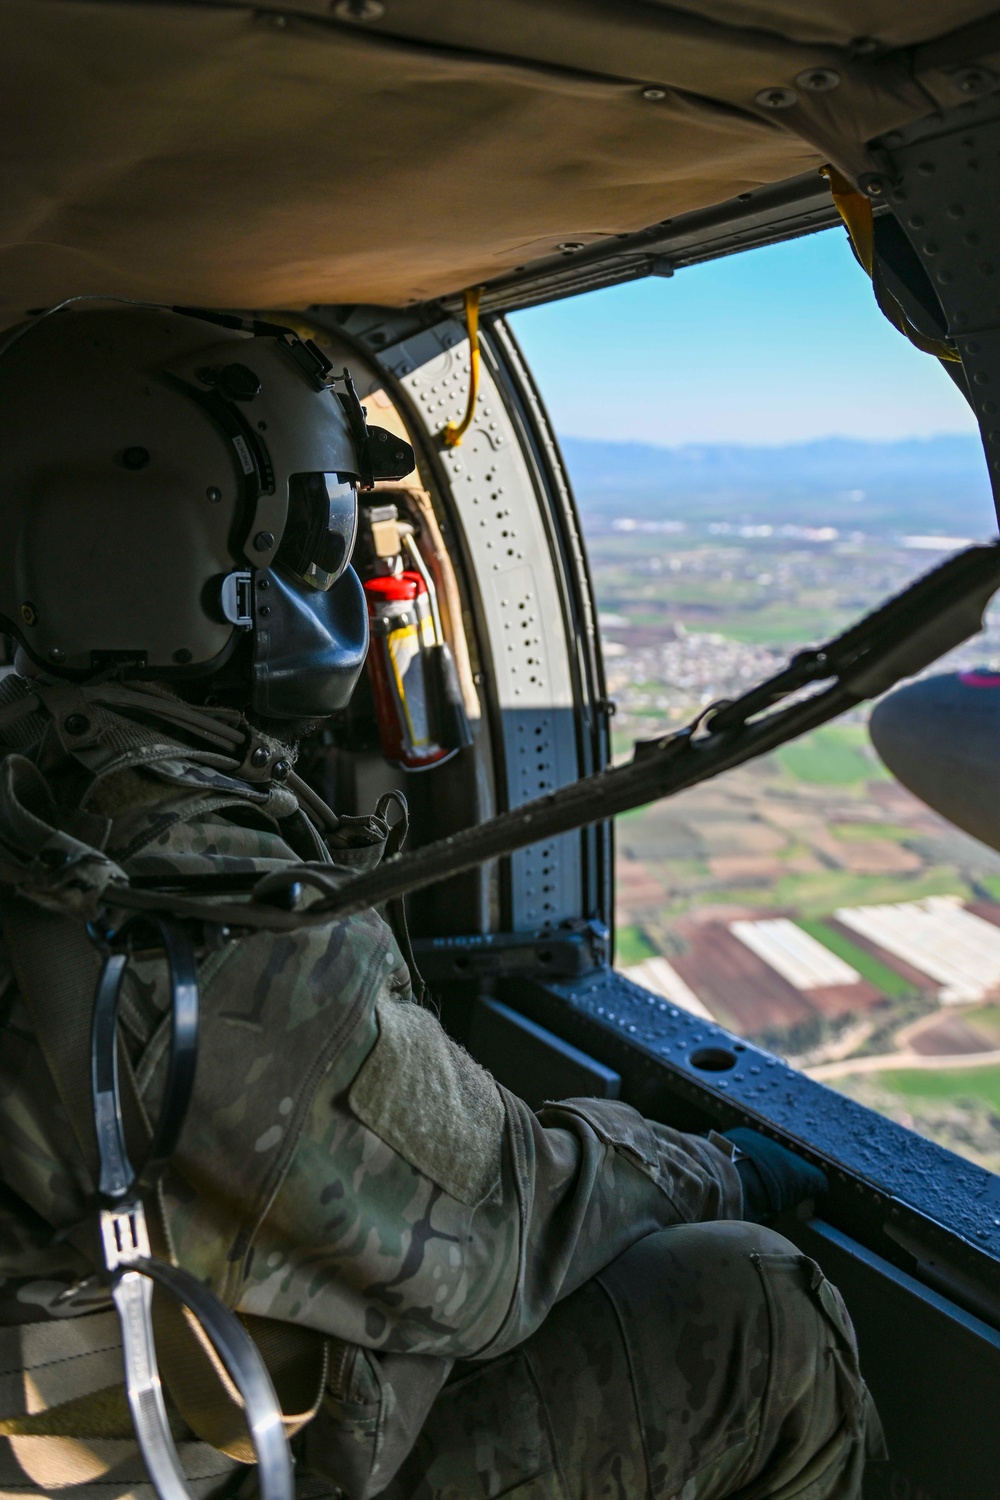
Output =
[
  {"x1": 796, "y1": 918, "x2": 917, "y2": 998},
  {"x1": 878, "y1": 1065, "x2": 1000, "y2": 1113},
  {"x1": 964, "y1": 1005, "x2": 1000, "y2": 1044},
  {"x1": 689, "y1": 607, "x2": 845, "y2": 646},
  {"x1": 616, "y1": 923, "x2": 658, "y2": 965},
  {"x1": 700, "y1": 866, "x2": 969, "y2": 919},
  {"x1": 830, "y1": 822, "x2": 912, "y2": 843},
  {"x1": 777, "y1": 725, "x2": 889, "y2": 786}
]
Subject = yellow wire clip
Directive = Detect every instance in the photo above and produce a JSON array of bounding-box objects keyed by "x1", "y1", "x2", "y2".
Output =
[{"x1": 441, "y1": 287, "x2": 483, "y2": 448}]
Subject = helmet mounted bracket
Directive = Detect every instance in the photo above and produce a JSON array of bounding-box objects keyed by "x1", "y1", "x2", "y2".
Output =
[{"x1": 334, "y1": 366, "x2": 415, "y2": 488}]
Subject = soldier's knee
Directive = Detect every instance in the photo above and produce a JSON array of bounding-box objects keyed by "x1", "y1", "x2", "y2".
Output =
[
  {"x1": 663, "y1": 1216, "x2": 801, "y2": 1262},
  {"x1": 597, "y1": 1218, "x2": 801, "y2": 1320},
  {"x1": 597, "y1": 1222, "x2": 879, "y2": 1494}
]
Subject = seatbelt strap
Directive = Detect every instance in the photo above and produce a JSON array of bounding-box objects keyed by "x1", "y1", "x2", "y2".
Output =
[{"x1": 375, "y1": 791, "x2": 431, "y2": 1008}]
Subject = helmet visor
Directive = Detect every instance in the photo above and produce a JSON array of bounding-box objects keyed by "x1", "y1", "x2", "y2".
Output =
[{"x1": 276, "y1": 473, "x2": 358, "y2": 591}]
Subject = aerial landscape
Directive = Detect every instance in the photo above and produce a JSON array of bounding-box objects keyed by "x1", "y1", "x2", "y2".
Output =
[{"x1": 564, "y1": 431, "x2": 1000, "y2": 1173}]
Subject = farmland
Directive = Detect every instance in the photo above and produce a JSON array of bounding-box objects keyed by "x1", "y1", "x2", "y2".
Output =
[{"x1": 584, "y1": 511, "x2": 1000, "y2": 1172}]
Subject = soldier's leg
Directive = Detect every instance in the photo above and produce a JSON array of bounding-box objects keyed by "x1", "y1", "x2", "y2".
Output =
[{"x1": 381, "y1": 1220, "x2": 882, "y2": 1500}]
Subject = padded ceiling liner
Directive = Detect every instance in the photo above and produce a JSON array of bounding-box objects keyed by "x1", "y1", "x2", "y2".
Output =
[{"x1": 1, "y1": 0, "x2": 998, "y2": 318}]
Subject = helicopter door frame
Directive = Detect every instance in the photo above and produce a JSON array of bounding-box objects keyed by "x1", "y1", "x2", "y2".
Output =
[
  {"x1": 481, "y1": 313, "x2": 614, "y2": 930},
  {"x1": 329, "y1": 302, "x2": 612, "y2": 942}
]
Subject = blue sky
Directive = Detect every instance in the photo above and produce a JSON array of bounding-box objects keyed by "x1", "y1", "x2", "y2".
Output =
[{"x1": 510, "y1": 227, "x2": 979, "y2": 448}]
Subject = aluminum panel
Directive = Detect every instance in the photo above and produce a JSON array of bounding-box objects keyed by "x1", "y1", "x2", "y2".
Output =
[{"x1": 378, "y1": 320, "x2": 581, "y2": 928}]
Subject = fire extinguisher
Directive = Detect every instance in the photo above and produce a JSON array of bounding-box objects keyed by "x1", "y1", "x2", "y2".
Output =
[{"x1": 363, "y1": 516, "x2": 472, "y2": 770}]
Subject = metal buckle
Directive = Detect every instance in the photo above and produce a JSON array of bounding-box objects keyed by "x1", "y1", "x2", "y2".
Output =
[
  {"x1": 90, "y1": 918, "x2": 293, "y2": 1500},
  {"x1": 99, "y1": 1200, "x2": 152, "y2": 1270}
]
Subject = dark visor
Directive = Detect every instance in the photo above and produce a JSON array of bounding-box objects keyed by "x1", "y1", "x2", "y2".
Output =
[{"x1": 276, "y1": 473, "x2": 358, "y2": 591}]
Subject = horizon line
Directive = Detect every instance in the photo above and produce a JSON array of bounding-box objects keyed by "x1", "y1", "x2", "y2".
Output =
[{"x1": 556, "y1": 430, "x2": 981, "y2": 453}]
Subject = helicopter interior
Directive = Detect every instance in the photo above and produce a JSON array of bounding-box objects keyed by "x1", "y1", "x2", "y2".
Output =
[{"x1": 6, "y1": 1, "x2": 1000, "y2": 1495}]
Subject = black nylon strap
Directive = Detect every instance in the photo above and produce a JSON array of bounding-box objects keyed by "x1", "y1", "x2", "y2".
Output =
[
  {"x1": 0, "y1": 895, "x2": 294, "y2": 1500},
  {"x1": 91, "y1": 917, "x2": 199, "y2": 1202},
  {"x1": 40, "y1": 540, "x2": 996, "y2": 938},
  {"x1": 89, "y1": 916, "x2": 293, "y2": 1500},
  {"x1": 376, "y1": 791, "x2": 431, "y2": 1009}
]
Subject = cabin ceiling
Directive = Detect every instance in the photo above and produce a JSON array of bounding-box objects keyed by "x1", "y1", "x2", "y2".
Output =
[{"x1": 2, "y1": 0, "x2": 1000, "y2": 322}]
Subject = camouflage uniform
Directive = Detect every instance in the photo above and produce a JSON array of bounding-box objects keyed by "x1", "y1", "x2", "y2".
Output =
[{"x1": 0, "y1": 680, "x2": 882, "y2": 1499}]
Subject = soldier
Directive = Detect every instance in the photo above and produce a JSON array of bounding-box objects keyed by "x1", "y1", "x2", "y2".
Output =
[{"x1": 0, "y1": 305, "x2": 883, "y2": 1500}]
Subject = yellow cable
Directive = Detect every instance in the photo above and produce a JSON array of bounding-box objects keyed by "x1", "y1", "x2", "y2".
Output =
[
  {"x1": 821, "y1": 165, "x2": 874, "y2": 274},
  {"x1": 442, "y1": 287, "x2": 483, "y2": 447},
  {"x1": 821, "y1": 165, "x2": 961, "y2": 363}
]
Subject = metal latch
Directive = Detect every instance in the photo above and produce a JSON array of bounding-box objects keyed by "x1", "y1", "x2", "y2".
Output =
[{"x1": 220, "y1": 571, "x2": 254, "y2": 628}]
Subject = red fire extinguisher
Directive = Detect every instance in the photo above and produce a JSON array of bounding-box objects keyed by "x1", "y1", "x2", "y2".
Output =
[
  {"x1": 362, "y1": 573, "x2": 468, "y2": 768},
  {"x1": 360, "y1": 503, "x2": 472, "y2": 770},
  {"x1": 365, "y1": 572, "x2": 439, "y2": 769}
]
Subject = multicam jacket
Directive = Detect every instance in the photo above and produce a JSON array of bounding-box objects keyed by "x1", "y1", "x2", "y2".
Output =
[{"x1": 0, "y1": 676, "x2": 742, "y2": 1497}]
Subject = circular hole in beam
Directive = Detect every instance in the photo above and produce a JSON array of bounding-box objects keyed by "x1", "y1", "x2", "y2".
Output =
[{"x1": 689, "y1": 1046, "x2": 738, "y2": 1073}]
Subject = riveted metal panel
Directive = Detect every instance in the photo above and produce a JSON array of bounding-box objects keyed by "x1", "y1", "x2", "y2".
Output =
[
  {"x1": 377, "y1": 319, "x2": 581, "y2": 928},
  {"x1": 501, "y1": 707, "x2": 581, "y2": 926},
  {"x1": 497, "y1": 966, "x2": 1000, "y2": 1333},
  {"x1": 489, "y1": 318, "x2": 613, "y2": 927},
  {"x1": 878, "y1": 93, "x2": 1000, "y2": 522}
]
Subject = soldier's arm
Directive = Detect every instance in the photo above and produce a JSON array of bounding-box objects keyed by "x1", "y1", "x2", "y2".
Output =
[
  {"x1": 474, "y1": 1089, "x2": 743, "y2": 1357},
  {"x1": 236, "y1": 986, "x2": 742, "y2": 1361}
]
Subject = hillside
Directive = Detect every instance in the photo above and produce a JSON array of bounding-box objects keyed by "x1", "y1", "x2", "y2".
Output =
[{"x1": 559, "y1": 433, "x2": 996, "y2": 536}]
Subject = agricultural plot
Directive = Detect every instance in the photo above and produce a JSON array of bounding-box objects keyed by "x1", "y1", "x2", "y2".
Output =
[
  {"x1": 730, "y1": 918, "x2": 862, "y2": 992},
  {"x1": 599, "y1": 526, "x2": 1000, "y2": 1172},
  {"x1": 611, "y1": 744, "x2": 1000, "y2": 1169},
  {"x1": 835, "y1": 897, "x2": 1000, "y2": 1005}
]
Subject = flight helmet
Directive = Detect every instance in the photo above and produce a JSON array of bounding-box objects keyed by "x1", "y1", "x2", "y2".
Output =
[{"x1": 0, "y1": 303, "x2": 414, "y2": 717}]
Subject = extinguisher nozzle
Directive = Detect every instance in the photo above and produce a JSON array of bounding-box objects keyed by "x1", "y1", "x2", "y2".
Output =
[{"x1": 424, "y1": 642, "x2": 474, "y2": 753}]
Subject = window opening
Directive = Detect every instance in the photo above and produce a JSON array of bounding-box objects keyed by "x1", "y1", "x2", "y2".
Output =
[{"x1": 512, "y1": 226, "x2": 1000, "y2": 1176}]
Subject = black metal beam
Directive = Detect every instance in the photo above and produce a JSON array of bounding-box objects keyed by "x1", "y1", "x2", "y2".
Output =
[{"x1": 494, "y1": 967, "x2": 1000, "y2": 1329}]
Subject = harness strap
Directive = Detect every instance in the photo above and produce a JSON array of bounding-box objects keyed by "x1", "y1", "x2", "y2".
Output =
[
  {"x1": 0, "y1": 894, "x2": 134, "y2": 1184},
  {"x1": 151, "y1": 1303, "x2": 327, "y2": 1463},
  {"x1": 377, "y1": 792, "x2": 431, "y2": 1009},
  {"x1": 0, "y1": 899, "x2": 305, "y2": 1493}
]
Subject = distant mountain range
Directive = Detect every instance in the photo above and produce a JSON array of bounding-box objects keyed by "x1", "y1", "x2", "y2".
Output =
[{"x1": 558, "y1": 434, "x2": 997, "y2": 536}]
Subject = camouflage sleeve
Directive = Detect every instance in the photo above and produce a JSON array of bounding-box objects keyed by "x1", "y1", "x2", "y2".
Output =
[
  {"x1": 240, "y1": 992, "x2": 742, "y2": 1362},
  {"x1": 474, "y1": 1090, "x2": 744, "y2": 1358}
]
